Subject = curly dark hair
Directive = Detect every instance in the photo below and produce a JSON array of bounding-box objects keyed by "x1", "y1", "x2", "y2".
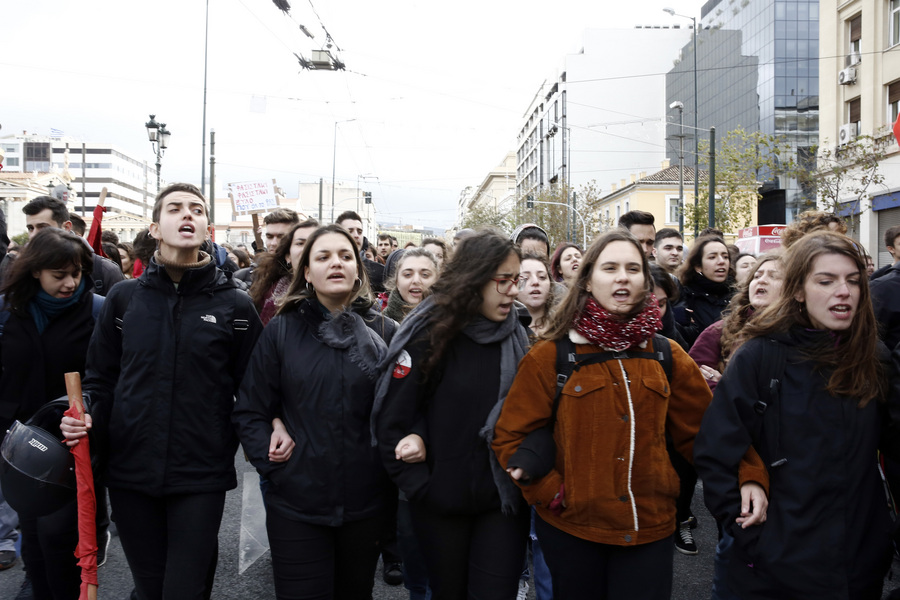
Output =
[
  {"x1": 716, "y1": 251, "x2": 782, "y2": 370},
  {"x1": 421, "y1": 229, "x2": 520, "y2": 377},
  {"x1": 780, "y1": 210, "x2": 847, "y2": 249},
  {"x1": 250, "y1": 222, "x2": 303, "y2": 311},
  {"x1": 2, "y1": 228, "x2": 94, "y2": 315}
]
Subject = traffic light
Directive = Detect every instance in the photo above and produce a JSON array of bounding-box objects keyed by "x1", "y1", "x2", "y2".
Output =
[
  {"x1": 364, "y1": 191, "x2": 372, "y2": 204},
  {"x1": 526, "y1": 195, "x2": 534, "y2": 209}
]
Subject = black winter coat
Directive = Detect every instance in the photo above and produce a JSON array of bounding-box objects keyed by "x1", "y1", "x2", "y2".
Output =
[
  {"x1": 83, "y1": 258, "x2": 262, "y2": 496},
  {"x1": 694, "y1": 329, "x2": 894, "y2": 599},
  {"x1": 232, "y1": 298, "x2": 397, "y2": 526},
  {"x1": 674, "y1": 274, "x2": 734, "y2": 348},
  {"x1": 0, "y1": 288, "x2": 102, "y2": 434},
  {"x1": 377, "y1": 331, "x2": 505, "y2": 515}
]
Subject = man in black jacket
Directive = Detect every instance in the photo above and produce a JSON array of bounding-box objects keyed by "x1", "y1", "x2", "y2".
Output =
[
  {"x1": 337, "y1": 210, "x2": 385, "y2": 292},
  {"x1": 62, "y1": 183, "x2": 263, "y2": 599},
  {"x1": 0, "y1": 196, "x2": 123, "y2": 295}
]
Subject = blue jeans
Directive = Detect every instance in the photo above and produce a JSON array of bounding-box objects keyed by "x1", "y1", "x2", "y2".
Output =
[
  {"x1": 712, "y1": 523, "x2": 741, "y2": 600},
  {"x1": 530, "y1": 510, "x2": 553, "y2": 600},
  {"x1": 0, "y1": 479, "x2": 19, "y2": 553}
]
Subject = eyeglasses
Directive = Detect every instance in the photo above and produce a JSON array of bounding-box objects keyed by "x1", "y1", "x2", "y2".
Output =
[{"x1": 491, "y1": 275, "x2": 522, "y2": 293}]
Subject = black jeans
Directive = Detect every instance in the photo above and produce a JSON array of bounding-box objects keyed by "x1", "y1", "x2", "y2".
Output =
[
  {"x1": 265, "y1": 510, "x2": 384, "y2": 600},
  {"x1": 108, "y1": 488, "x2": 225, "y2": 600},
  {"x1": 535, "y1": 514, "x2": 674, "y2": 600},
  {"x1": 408, "y1": 502, "x2": 529, "y2": 600},
  {"x1": 19, "y1": 485, "x2": 109, "y2": 600}
]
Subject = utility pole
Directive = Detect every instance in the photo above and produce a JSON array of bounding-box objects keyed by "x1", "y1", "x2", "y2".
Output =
[
  {"x1": 708, "y1": 127, "x2": 716, "y2": 229},
  {"x1": 318, "y1": 178, "x2": 323, "y2": 222},
  {"x1": 209, "y1": 129, "x2": 216, "y2": 233}
]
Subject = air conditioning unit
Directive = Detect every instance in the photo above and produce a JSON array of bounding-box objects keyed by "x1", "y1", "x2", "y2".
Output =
[
  {"x1": 848, "y1": 52, "x2": 862, "y2": 66},
  {"x1": 839, "y1": 67, "x2": 857, "y2": 85},
  {"x1": 839, "y1": 122, "x2": 858, "y2": 144}
]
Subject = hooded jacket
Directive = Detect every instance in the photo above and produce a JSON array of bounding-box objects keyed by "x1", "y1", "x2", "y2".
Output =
[
  {"x1": 493, "y1": 332, "x2": 759, "y2": 546},
  {"x1": 694, "y1": 329, "x2": 894, "y2": 598},
  {"x1": 83, "y1": 257, "x2": 262, "y2": 495}
]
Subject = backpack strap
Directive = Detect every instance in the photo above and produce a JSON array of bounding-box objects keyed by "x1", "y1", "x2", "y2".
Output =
[
  {"x1": 550, "y1": 334, "x2": 674, "y2": 424},
  {"x1": 228, "y1": 288, "x2": 253, "y2": 375},
  {"x1": 549, "y1": 336, "x2": 577, "y2": 426},
  {"x1": 113, "y1": 281, "x2": 140, "y2": 333},
  {"x1": 751, "y1": 337, "x2": 788, "y2": 469}
]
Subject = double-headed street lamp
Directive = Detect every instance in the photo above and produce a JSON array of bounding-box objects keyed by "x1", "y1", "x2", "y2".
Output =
[
  {"x1": 145, "y1": 114, "x2": 171, "y2": 193},
  {"x1": 664, "y1": 7, "x2": 700, "y2": 238}
]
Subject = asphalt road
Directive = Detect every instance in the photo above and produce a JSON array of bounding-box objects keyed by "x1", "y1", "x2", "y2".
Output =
[{"x1": 2, "y1": 454, "x2": 899, "y2": 599}]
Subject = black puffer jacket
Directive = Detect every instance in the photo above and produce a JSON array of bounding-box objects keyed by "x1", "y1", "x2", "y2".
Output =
[
  {"x1": 674, "y1": 273, "x2": 734, "y2": 347},
  {"x1": 232, "y1": 298, "x2": 397, "y2": 526},
  {"x1": 83, "y1": 258, "x2": 262, "y2": 495},
  {"x1": 0, "y1": 286, "x2": 102, "y2": 434},
  {"x1": 694, "y1": 329, "x2": 894, "y2": 599}
]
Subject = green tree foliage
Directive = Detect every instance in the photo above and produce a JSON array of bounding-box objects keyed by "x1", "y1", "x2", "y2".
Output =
[
  {"x1": 791, "y1": 134, "x2": 886, "y2": 212},
  {"x1": 686, "y1": 127, "x2": 793, "y2": 233},
  {"x1": 460, "y1": 181, "x2": 607, "y2": 249}
]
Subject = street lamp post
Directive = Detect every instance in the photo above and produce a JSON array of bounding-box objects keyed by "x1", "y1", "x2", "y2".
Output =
[
  {"x1": 331, "y1": 118, "x2": 356, "y2": 223},
  {"x1": 145, "y1": 114, "x2": 171, "y2": 193},
  {"x1": 664, "y1": 8, "x2": 700, "y2": 238},
  {"x1": 670, "y1": 101, "x2": 685, "y2": 235}
]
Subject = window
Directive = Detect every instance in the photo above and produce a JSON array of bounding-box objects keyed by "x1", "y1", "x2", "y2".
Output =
[
  {"x1": 4, "y1": 157, "x2": 19, "y2": 167},
  {"x1": 849, "y1": 14, "x2": 861, "y2": 54},
  {"x1": 889, "y1": 81, "x2": 900, "y2": 124},
  {"x1": 848, "y1": 96, "x2": 861, "y2": 127},
  {"x1": 666, "y1": 196, "x2": 680, "y2": 225},
  {"x1": 892, "y1": 0, "x2": 900, "y2": 47},
  {"x1": 616, "y1": 204, "x2": 621, "y2": 220}
]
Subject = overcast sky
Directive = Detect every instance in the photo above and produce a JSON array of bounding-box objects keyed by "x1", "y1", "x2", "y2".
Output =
[{"x1": 2, "y1": 0, "x2": 703, "y2": 228}]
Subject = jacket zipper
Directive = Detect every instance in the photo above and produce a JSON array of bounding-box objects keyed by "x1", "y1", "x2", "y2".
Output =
[{"x1": 617, "y1": 359, "x2": 639, "y2": 532}]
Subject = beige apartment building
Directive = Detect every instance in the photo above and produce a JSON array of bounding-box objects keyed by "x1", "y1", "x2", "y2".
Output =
[
  {"x1": 820, "y1": 0, "x2": 900, "y2": 265},
  {"x1": 591, "y1": 162, "x2": 753, "y2": 243}
]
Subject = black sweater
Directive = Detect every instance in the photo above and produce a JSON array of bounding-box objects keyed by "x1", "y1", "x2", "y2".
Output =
[{"x1": 378, "y1": 331, "x2": 503, "y2": 515}]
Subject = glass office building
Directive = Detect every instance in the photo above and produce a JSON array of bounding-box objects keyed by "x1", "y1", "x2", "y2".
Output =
[{"x1": 666, "y1": 0, "x2": 819, "y2": 222}]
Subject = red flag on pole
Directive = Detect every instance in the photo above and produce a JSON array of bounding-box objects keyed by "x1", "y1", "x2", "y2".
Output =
[{"x1": 64, "y1": 373, "x2": 98, "y2": 600}]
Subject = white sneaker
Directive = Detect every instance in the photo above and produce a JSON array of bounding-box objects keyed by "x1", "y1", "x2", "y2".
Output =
[{"x1": 516, "y1": 579, "x2": 529, "y2": 600}]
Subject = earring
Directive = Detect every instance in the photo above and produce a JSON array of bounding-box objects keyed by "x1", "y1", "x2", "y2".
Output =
[{"x1": 306, "y1": 281, "x2": 315, "y2": 293}]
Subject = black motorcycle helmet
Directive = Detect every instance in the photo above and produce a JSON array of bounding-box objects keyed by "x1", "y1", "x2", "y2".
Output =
[{"x1": 0, "y1": 398, "x2": 83, "y2": 517}]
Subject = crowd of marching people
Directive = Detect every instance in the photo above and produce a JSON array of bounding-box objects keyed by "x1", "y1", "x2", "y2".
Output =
[{"x1": 1, "y1": 184, "x2": 900, "y2": 600}]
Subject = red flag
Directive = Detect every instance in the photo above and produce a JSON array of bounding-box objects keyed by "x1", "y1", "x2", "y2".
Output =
[
  {"x1": 64, "y1": 373, "x2": 98, "y2": 600},
  {"x1": 85, "y1": 188, "x2": 108, "y2": 258},
  {"x1": 893, "y1": 111, "x2": 900, "y2": 149}
]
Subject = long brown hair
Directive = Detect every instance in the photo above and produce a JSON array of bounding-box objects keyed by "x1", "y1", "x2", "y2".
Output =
[
  {"x1": 421, "y1": 229, "x2": 520, "y2": 377},
  {"x1": 742, "y1": 231, "x2": 882, "y2": 406},
  {"x1": 278, "y1": 224, "x2": 371, "y2": 314},
  {"x1": 717, "y1": 251, "x2": 782, "y2": 370},
  {"x1": 544, "y1": 229, "x2": 652, "y2": 342}
]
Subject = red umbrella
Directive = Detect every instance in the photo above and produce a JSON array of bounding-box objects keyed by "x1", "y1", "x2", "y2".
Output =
[{"x1": 64, "y1": 372, "x2": 98, "y2": 600}]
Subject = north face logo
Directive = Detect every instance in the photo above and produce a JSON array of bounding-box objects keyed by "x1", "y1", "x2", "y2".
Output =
[{"x1": 200, "y1": 315, "x2": 217, "y2": 323}]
